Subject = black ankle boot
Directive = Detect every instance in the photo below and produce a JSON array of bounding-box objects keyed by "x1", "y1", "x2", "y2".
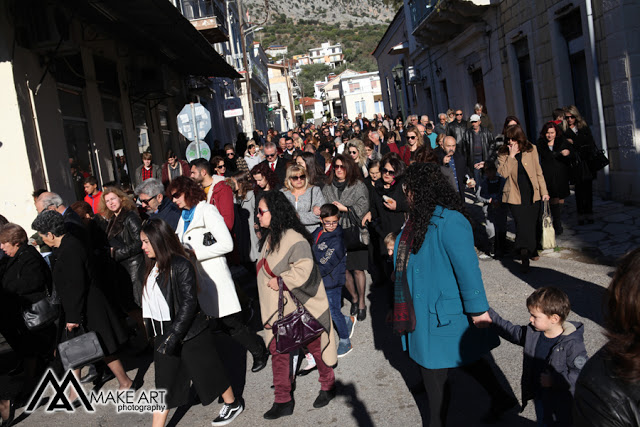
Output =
[
  {"x1": 520, "y1": 249, "x2": 529, "y2": 273},
  {"x1": 263, "y1": 400, "x2": 294, "y2": 419},
  {"x1": 550, "y1": 203, "x2": 563, "y2": 235}
]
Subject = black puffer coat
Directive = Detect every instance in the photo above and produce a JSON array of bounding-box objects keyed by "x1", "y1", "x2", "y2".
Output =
[
  {"x1": 370, "y1": 177, "x2": 408, "y2": 252},
  {"x1": 107, "y1": 209, "x2": 145, "y2": 307}
]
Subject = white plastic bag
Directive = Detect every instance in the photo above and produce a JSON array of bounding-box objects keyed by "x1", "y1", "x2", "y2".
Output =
[{"x1": 542, "y1": 201, "x2": 556, "y2": 250}]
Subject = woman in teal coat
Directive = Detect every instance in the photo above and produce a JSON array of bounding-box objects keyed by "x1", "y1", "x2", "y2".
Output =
[{"x1": 393, "y1": 163, "x2": 517, "y2": 426}]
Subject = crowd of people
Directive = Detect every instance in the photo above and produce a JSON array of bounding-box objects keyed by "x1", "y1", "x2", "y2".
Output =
[{"x1": 0, "y1": 103, "x2": 633, "y2": 427}]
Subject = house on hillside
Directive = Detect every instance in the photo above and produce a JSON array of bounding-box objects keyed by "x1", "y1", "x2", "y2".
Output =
[
  {"x1": 309, "y1": 41, "x2": 345, "y2": 69},
  {"x1": 340, "y1": 72, "x2": 384, "y2": 120},
  {"x1": 265, "y1": 45, "x2": 288, "y2": 58},
  {"x1": 375, "y1": 0, "x2": 640, "y2": 203}
]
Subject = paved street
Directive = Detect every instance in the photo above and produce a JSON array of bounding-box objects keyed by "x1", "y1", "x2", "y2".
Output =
[{"x1": 13, "y1": 253, "x2": 613, "y2": 427}]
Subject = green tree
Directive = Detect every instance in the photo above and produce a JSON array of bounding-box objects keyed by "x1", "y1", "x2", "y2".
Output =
[{"x1": 298, "y1": 63, "x2": 332, "y2": 97}]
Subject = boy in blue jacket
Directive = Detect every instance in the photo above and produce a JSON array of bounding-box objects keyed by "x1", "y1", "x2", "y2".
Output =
[
  {"x1": 312, "y1": 204, "x2": 355, "y2": 357},
  {"x1": 489, "y1": 287, "x2": 588, "y2": 426}
]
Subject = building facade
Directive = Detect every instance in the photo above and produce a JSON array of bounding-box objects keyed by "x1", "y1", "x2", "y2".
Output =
[
  {"x1": 340, "y1": 72, "x2": 384, "y2": 120},
  {"x1": 267, "y1": 64, "x2": 296, "y2": 132},
  {"x1": 1, "y1": 0, "x2": 238, "y2": 233},
  {"x1": 375, "y1": 0, "x2": 640, "y2": 202}
]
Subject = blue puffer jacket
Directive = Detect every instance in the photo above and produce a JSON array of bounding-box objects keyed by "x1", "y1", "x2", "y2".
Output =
[
  {"x1": 311, "y1": 225, "x2": 346, "y2": 290},
  {"x1": 489, "y1": 308, "x2": 588, "y2": 414}
]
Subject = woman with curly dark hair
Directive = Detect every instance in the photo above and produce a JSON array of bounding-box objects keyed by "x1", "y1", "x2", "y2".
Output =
[
  {"x1": 255, "y1": 191, "x2": 337, "y2": 419},
  {"x1": 251, "y1": 162, "x2": 280, "y2": 194},
  {"x1": 294, "y1": 151, "x2": 325, "y2": 188},
  {"x1": 574, "y1": 247, "x2": 640, "y2": 425},
  {"x1": 168, "y1": 176, "x2": 268, "y2": 373},
  {"x1": 395, "y1": 163, "x2": 515, "y2": 427},
  {"x1": 498, "y1": 125, "x2": 549, "y2": 272}
]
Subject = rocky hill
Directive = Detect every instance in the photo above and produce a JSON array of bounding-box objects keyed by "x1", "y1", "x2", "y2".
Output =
[{"x1": 244, "y1": 0, "x2": 398, "y2": 26}]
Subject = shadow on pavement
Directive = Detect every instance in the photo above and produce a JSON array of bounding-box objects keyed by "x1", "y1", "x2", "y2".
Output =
[
  {"x1": 334, "y1": 380, "x2": 374, "y2": 426},
  {"x1": 499, "y1": 258, "x2": 606, "y2": 326}
]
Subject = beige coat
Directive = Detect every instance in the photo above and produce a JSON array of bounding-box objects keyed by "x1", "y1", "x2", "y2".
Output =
[
  {"x1": 257, "y1": 229, "x2": 337, "y2": 367},
  {"x1": 497, "y1": 145, "x2": 548, "y2": 205}
]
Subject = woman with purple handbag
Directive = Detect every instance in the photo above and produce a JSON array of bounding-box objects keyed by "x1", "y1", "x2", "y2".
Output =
[{"x1": 256, "y1": 191, "x2": 338, "y2": 420}]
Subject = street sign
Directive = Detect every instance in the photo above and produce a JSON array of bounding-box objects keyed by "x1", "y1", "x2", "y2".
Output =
[
  {"x1": 177, "y1": 102, "x2": 211, "y2": 159},
  {"x1": 223, "y1": 97, "x2": 243, "y2": 118},
  {"x1": 177, "y1": 103, "x2": 211, "y2": 141},
  {"x1": 185, "y1": 141, "x2": 211, "y2": 162}
]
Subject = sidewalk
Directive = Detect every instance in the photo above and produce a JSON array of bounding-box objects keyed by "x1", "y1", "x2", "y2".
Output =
[{"x1": 538, "y1": 192, "x2": 640, "y2": 265}]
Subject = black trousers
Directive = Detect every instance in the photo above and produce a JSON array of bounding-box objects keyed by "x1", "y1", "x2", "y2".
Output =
[
  {"x1": 574, "y1": 179, "x2": 593, "y2": 215},
  {"x1": 420, "y1": 357, "x2": 510, "y2": 427},
  {"x1": 509, "y1": 201, "x2": 541, "y2": 255},
  {"x1": 210, "y1": 312, "x2": 266, "y2": 357}
]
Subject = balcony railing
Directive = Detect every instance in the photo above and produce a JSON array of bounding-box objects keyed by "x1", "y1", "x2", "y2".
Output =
[
  {"x1": 179, "y1": 0, "x2": 228, "y2": 43},
  {"x1": 408, "y1": 0, "x2": 436, "y2": 30}
]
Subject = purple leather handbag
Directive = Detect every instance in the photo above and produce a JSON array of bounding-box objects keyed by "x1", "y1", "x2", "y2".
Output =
[{"x1": 272, "y1": 277, "x2": 324, "y2": 354}]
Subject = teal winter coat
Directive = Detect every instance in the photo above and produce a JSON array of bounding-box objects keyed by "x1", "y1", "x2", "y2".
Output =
[{"x1": 394, "y1": 206, "x2": 499, "y2": 369}]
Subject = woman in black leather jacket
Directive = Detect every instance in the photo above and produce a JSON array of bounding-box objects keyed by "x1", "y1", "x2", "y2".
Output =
[
  {"x1": 140, "y1": 219, "x2": 243, "y2": 427},
  {"x1": 100, "y1": 187, "x2": 145, "y2": 311},
  {"x1": 573, "y1": 248, "x2": 640, "y2": 426}
]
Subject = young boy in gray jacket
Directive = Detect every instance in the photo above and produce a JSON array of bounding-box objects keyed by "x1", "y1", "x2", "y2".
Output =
[{"x1": 489, "y1": 287, "x2": 588, "y2": 426}]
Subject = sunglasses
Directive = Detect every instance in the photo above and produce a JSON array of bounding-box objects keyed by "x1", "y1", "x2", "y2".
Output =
[
  {"x1": 565, "y1": 115, "x2": 575, "y2": 119},
  {"x1": 382, "y1": 167, "x2": 395, "y2": 176},
  {"x1": 139, "y1": 196, "x2": 156, "y2": 205},
  {"x1": 226, "y1": 152, "x2": 235, "y2": 156},
  {"x1": 349, "y1": 150, "x2": 358, "y2": 155},
  {"x1": 456, "y1": 113, "x2": 463, "y2": 116},
  {"x1": 407, "y1": 135, "x2": 417, "y2": 140},
  {"x1": 334, "y1": 164, "x2": 345, "y2": 170},
  {"x1": 291, "y1": 175, "x2": 306, "y2": 181},
  {"x1": 171, "y1": 192, "x2": 182, "y2": 199},
  {"x1": 257, "y1": 208, "x2": 269, "y2": 216},
  {"x1": 265, "y1": 153, "x2": 277, "y2": 158},
  {"x1": 217, "y1": 165, "x2": 226, "y2": 169}
]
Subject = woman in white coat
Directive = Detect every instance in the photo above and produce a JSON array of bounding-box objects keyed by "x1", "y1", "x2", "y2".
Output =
[{"x1": 167, "y1": 176, "x2": 268, "y2": 373}]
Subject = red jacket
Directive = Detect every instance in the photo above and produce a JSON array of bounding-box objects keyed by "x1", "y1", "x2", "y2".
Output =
[
  {"x1": 161, "y1": 160, "x2": 191, "y2": 187},
  {"x1": 398, "y1": 146, "x2": 413, "y2": 166},
  {"x1": 84, "y1": 191, "x2": 103, "y2": 215},
  {"x1": 206, "y1": 176, "x2": 234, "y2": 231}
]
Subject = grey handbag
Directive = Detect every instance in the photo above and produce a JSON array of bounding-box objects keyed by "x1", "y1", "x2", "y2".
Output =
[
  {"x1": 22, "y1": 281, "x2": 60, "y2": 331},
  {"x1": 58, "y1": 327, "x2": 104, "y2": 371}
]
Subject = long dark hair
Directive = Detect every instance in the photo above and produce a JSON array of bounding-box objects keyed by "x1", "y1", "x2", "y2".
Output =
[
  {"x1": 328, "y1": 154, "x2": 360, "y2": 186},
  {"x1": 258, "y1": 191, "x2": 310, "y2": 253},
  {"x1": 141, "y1": 218, "x2": 191, "y2": 285},
  {"x1": 605, "y1": 248, "x2": 640, "y2": 382},
  {"x1": 498, "y1": 125, "x2": 533, "y2": 155},
  {"x1": 501, "y1": 115, "x2": 521, "y2": 136},
  {"x1": 251, "y1": 162, "x2": 280, "y2": 192},
  {"x1": 403, "y1": 163, "x2": 467, "y2": 254}
]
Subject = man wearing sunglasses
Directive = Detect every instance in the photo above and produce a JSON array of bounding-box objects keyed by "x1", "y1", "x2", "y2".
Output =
[
  {"x1": 259, "y1": 142, "x2": 287, "y2": 184},
  {"x1": 461, "y1": 114, "x2": 496, "y2": 184},
  {"x1": 447, "y1": 109, "x2": 468, "y2": 151},
  {"x1": 135, "y1": 178, "x2": 181, "y2": 230}
]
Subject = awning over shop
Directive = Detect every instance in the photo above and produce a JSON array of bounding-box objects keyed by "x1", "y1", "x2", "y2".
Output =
[{"x1": 67, "y1": 0, "x2": 240, "y2": 78}]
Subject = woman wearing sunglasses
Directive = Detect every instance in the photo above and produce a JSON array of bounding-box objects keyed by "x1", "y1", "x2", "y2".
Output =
[
  {"x1": 211, "y1": 156, "x2": 229, "y2": 178},
  {"x1": 281, "y1": 164, "x2": 326, "y2": 233},
  {"x1": 345, "y1": 139, "x2": 368, "y2": 178},
  {"x1": 256, "y1": 190, "x2": 337, "y2": 419},
  {"x1": 399, "y1": 126, "x2": 425, "y2": 166},
  {"x1": 322, "y1": 155, "x2": 370, "y2": 321},
  {"x1": 167, "y1": 176, "x2": 269, "y2": 373}
]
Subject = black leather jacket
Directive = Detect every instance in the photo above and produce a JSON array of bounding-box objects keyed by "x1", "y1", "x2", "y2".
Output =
[
  {"x1": 447, "y1": 120, "x2": 468, "y2": 146},
  {"x1": 574, "y1": 348, "x2": 640, "y2": 426},
  {"x1": 146, "y1": 255, "x2": 208, "y2": 355},
  {"x1": 107, "y1": 209, "x2": 145, "y2": 304},
  {"x1": 461, "y1": 127, "x2": 496, "y2": 171}
]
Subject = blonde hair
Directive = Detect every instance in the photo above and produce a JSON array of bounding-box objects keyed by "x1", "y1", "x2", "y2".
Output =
[
  {"x1": 99, "y1": 186, "x2": 137, "y2": 220},
  {"x1": 563, "y1": 105, "x2": 588, "y2": 130},
  {"x1": 284, "y1": 164, "x2": 310, "y2": 192},
  {"x1": 346, "y1": 139, "x2": 367, "y2": 168}
]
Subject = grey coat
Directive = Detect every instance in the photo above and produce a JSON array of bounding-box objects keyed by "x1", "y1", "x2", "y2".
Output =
[
  {"x1": 134, "y1": 164, "x2": 162, "y2": 190},
  {"x1": 281, "y1": 186, "x2": 326, "y2": 233},
  {"x1": 322, "y1": 180, "x2": 370, "y2": 238}
]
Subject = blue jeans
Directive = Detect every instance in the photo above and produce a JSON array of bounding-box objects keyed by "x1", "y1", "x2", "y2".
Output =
[{"x1": 325, "y1": 287, "x2": 348, "y2": 339}]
